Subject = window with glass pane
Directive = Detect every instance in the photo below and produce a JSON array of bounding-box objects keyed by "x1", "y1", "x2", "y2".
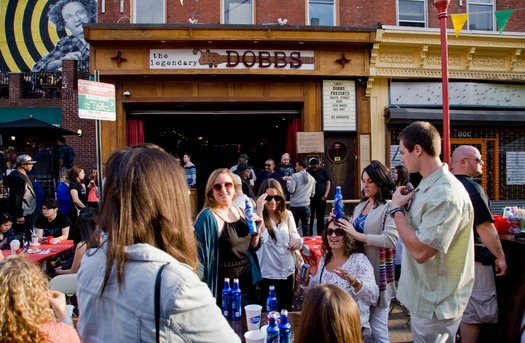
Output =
[
  {"x1": 398, "y1": 0, "x2": 425, "y2": 27},
  {"x1": 308, "y1": 0, "x2": 335, "y2": 26},
  {"x1": 224, "y1": 0, "x2": 253, "y2": 24},
  {"x1": 468, "y1": 0, "x2": 494, "y2": 31},
  {"x1": 133, "y1": 0, "x2": 166, "y2": 23}
]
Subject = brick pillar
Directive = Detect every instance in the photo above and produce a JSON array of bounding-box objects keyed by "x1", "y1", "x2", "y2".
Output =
[{"x1": 8, "y1": 73, "x2": 21, "y2": 107}]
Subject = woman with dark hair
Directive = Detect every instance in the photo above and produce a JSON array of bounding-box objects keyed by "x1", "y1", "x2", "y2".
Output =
[
  {"x1": 55, "y1": 206, "x2": 98, "y2": 275},
  {"x1": 0, "y1": 212, "x2": 14, "y2": 251},
  {"x1": 194, "y1": 168, "x2": 262, "y2": 307},
  {"x1": 297, "y1": 284, "x2": 362, "y2": 343},
  {"x1": 298, "y1": 218, "x2": 378, "y2": 337},
  {"x1": 393, "y1": 164, "x2": 413, "y2": 193},
  {"x1": 77, "y1": 144, "x2": 239, "y2": 342},
  {"x1": 255, "y1": 178, "x2": 302, "y2": 312},
  {"x1": 338, "y1": 160, "x2": 398, "y2": 342},
  {"x1": 67, "y1": 166, "x2": 86, "y2": 236}
]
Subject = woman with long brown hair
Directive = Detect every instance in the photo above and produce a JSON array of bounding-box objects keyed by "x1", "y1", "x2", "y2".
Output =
[
  {"x1": 77, "y1": 144, "x2": 239, "y2": 342},
  {"x1": 255, "y1": 178, "x2": 302, "y2": 312}
]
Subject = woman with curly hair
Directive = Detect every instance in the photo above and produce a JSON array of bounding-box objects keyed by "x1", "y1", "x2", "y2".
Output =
[
  {"x1": 297, "y1": 217, "x2": 378, "y2": 337},
  {"x1": 0, "y1": 255, "x2": 79, "y2": 343},
  {"x1": 255, "y1": 179, "x2": 302, "y2": 312},
  {"x1": 339, "y1": 160, "x2": 398, "y2": 342},
  {"x1": 297, "y1": 284, "x2": 362, "y2": 343}
]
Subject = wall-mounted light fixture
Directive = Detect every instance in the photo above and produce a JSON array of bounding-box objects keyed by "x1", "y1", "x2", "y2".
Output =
[
  {"x1": 123, "y1": 91, "x2": 131, "y2": 97},
  {"x1": 77, "y1": 129, "x2": 83, "y2": 137},
  {"x1": 10, "y1": 136, "x2": 15, "y2": 141}
]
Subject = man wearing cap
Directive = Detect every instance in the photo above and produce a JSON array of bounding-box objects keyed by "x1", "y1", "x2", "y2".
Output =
[
  {"x1": 235, "y1": 163, "x2": 256, "y2": 200},
  {"x1": 231, "y1": 153, "x2": 256, "y2": 187},
  {"x1": 4, "y1": 155, "x2": 37, "y2": 243},
  {"x1": 307, "y1": 158, "x2": 331, "y2": 235}
]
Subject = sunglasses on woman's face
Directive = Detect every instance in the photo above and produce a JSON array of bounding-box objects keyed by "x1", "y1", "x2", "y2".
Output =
[
  {"x1": 213, "y1": 182, "x2": 234, "y2": 191},
  {"x1": 265, "y1": 195, "x2": 282, "y2": 202},
  {"x1": 326, "y1": 228, "x2": 345, "y2": 237}
]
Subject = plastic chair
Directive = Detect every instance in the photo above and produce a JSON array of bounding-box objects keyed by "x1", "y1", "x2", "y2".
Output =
[{"x1": 48, "y1": 273, "x2": 77, "y2": 296}]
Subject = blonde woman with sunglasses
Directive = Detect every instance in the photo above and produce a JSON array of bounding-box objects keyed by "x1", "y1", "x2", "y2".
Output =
[
  {"x1": 297, "y1": 217, "x2": 378, "y2": 337},
  {"x1": 195, "y1": 168, "x2": 263, "y2": 306}
]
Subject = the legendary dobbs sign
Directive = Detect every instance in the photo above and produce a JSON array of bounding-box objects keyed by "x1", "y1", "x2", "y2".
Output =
[{"x1": 150, "y1": 49, "x2": 315, "y2": 70}]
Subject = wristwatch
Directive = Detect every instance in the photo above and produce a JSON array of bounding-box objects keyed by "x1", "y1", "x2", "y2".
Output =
[{"x1": 388, "y1": 207, "x2": 405, "y2": 218}]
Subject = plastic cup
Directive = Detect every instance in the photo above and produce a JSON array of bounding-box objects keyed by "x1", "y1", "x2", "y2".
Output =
[
  {"x1": 244, "y1": 304, "x2": 262, "y2": 331},
  {"x1": 10, "y1": 239, "x2": 20, "y2": 255},
  {"x1": 47, "y1": 236, "x2": 54, "y2": 244},
  {"x1": 66, "y1": 304, "x2": 75, "y2": 317},
  {"x1": 244, "y1": 330, "x2": 266, "y2": 343}
]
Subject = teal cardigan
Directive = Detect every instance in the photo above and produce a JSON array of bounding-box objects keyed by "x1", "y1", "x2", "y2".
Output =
[{"x1": 194, "y1": 208, "x2": 262, "y2": 298}]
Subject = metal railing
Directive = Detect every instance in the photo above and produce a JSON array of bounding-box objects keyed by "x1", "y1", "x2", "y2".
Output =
[
  {"x1": 21, "y1": 72, "x2": 62, "y2": 98},
  {"x1": 0, "y1": 73, "x2": 8, "y2": 99}
]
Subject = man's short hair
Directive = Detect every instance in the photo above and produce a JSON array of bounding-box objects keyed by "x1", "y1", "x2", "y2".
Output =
[
  {"x1": 398, "y1": 121, "x2": 441, "y2": 157},
  {"x1": 57, "y1": 136, "x2": 66, "y2": 144},
  {"x1": 309, "y1": 158, "x2": 320, "y2": 165},
  {"x1": 237, "y1": 163, "x2": 249, "y2": 172},
  {"x1": 298, "y1": 160, "x2": 308, "y2": 169},
  {"x1": 43, "y1": 197, "x2": 59, "y2": 209},
  {"x1": 239, "y1": 153, "x2": 249, "y2": 160}
]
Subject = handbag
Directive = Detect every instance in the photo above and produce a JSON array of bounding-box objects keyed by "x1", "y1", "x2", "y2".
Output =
[
  {"x1": 286, "y1": 214, "x2": 304, "y2": 270},
  {"x1": 155, "y1": 263, "x2": 169, "y2": 343}
]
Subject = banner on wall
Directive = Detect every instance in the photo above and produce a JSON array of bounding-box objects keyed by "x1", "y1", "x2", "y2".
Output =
[{"x1": 0, "y1": 0, "x2": 97, "y2": 73}]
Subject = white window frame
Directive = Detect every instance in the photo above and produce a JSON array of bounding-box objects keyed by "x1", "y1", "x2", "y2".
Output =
[
  {"x1": 222, "y1": 0, "x2": 254, "y2": 24},
  {"x1": 307, "y1": 0, "x2": 336, "y2": 26},
  {"x1": 132, "y1": 0, "x2": 166, "y2": 24},
  {"x1": 397, "y1": 0, "x2": 427, "y2": 28},
  {"x1": 467, "y1": 0, "x2": 494, "y2": 31}
]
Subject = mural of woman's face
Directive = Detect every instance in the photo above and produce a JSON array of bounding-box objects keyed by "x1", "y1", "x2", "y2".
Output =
[{"x1": 62, "y1": 1, "x2": 89, "y2": 37}]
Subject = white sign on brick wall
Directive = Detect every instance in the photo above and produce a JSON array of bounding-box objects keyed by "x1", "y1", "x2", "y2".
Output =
[{"x1": 506, "y1": 151, "x2": 525, "y2": 185}]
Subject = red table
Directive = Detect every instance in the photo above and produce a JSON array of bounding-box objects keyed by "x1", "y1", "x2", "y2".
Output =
[
  {"x1": 301, "y1": 236, "x2": 323, "y2": 275},
  {"x1": 2, "y1": 240, "x2": 74, "y2": 264}
]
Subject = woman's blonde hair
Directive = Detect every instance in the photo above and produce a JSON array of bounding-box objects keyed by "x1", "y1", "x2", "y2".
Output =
[
  {"x1": 0, "y1": 255, "x2": 56, "y2": 343},
  {"x1": 298, "y1": 284, "x2": 362, "y2": 343},
  {"x1": 99, "y1": 143, "x2": 198, "y2": 293},
  {"x1": 201, "y1": 168, "x2": 236, "y2": 209}
]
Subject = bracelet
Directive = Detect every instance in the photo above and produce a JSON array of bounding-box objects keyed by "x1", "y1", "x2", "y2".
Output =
[{"x1": 388, "y1": 207, "x2": 405, "y2": 218}]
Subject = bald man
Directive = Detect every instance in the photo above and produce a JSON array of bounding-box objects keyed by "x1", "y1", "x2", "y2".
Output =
[{"x1": 451, "y1": 145, "x2": 507, "y2": 343}]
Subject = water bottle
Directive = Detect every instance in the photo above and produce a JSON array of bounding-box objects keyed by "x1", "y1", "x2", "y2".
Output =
[
  {"x1": 334, "y1": 186, "x2": 344, "y2": 219},
  {"x1": 231, "y1": 278, "x2": 242, "y2": 321},
  {"x1": 221, "y1": 278, "x2": 231, "y2": 318},
  {"x1": 245, "y1": 199, "x2": 257, "y2": 234},
  {"x1": 279, "y1": 309, "x2": 291, "y2": 343},
  {"x1": 266, "y1": 311, "x2": 280, "y2": 343},
  {"x1": 266, "y1": 285, "x2": 278, "y2": 320}
]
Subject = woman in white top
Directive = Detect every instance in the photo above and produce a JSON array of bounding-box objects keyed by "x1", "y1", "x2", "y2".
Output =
[
  {"x1": 298, "y1": 217, "x2": 379, "y2": 337},
  {"x1": 255, "y1": 178, "x2": 302, "y2": 311}
]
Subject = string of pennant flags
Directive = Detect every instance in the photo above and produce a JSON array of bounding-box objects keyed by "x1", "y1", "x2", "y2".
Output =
[{"x1": 451, "y1": 8, "x2": 524, "y2": 37}]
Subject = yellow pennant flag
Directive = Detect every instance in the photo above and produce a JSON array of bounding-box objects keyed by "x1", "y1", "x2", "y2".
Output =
[{"x1": 451, "y1": 13, "x2": 469, "y2": 38}]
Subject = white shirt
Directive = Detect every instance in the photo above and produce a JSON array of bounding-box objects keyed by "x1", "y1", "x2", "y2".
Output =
[{"x1": 256, "y1": 210, "x2": 302, "y2": 280}]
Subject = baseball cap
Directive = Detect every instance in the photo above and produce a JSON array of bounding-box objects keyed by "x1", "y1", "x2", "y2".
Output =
[
  {"x1": 309, "y1": 158, "x2": 320, "y2": 165},
  {"x1": 239, "y1": 153, "x2": 249, "y2": 160},
  {"x1": 16, "y1": 155, "x2": 37, "y2": 165},
  {"x1": 237, "y1": 163, "x2": 249, "y2": 172}
]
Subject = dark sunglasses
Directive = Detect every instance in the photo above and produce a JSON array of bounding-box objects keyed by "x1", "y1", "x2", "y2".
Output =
[
  {"x1": 264, "y1": 164, "x2": 272, "y2": 167},
  {"x1": 213, "y1": 182, "x2": 234, "y2": 191},
  {"x1": 326, "y1": 228, "x2": 345, "y2": 237},
  {"x1": 265, "y1": 195, "x2": 282, "y2": 202}
]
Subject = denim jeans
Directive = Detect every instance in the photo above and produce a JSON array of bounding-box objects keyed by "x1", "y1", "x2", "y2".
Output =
[{"x1": 290, "y1": 206, "x2": 311, "y2": 236}]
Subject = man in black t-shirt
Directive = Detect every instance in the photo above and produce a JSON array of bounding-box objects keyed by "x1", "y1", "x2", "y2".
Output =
[
  {"x1": 307, "y1": 158, "x2": 331, "y2": 236},
  {"x1": 35, "y1": 198, "x2": 71, "y2": 243},
  {"x1": 451, "y1": 145, "x2": 507, "y2": 343}
]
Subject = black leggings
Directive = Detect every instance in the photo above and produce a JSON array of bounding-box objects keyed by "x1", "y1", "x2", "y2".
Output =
[{"x1": 258, "y1": 274, "x2": 294, "y2": 313}]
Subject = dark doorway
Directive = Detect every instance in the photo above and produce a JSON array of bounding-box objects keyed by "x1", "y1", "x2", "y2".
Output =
[{"x1": 134, "y1": 104, "x2": 302, "y2": 211}]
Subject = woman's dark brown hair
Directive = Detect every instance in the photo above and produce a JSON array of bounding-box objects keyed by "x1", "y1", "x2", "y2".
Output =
[
  {"x1": 257, "y1": 178, "x2": 287, "y2": 242},
  {"x1": 99, "y1": 143, "x2": 198, "y2": 294}
]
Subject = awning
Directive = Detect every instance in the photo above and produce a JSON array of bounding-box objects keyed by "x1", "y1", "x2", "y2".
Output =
[
  {"x1": 385, "y1": 107, "x2": 525, "y2": 125},
  {"x1": 0, "y1": 108, "x2": 62, "y2": 126}
]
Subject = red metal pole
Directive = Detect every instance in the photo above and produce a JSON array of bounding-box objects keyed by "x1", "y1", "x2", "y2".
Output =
[{"x1": 434, "y1": 0, "x2": 451, "y2": 164}]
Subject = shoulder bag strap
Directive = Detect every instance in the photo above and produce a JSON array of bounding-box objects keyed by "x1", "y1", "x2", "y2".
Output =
[{"x1": 155, "y1": 263, "x2": 169, "y2": 343}]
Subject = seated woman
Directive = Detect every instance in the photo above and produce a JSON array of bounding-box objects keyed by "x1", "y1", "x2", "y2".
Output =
[
  {"x1": 55, "y1": 207, "x2": 99, "y2": 275},
  {"x1": 298, "y1": 217, "x2": 379, "y2": 338},
  {"x1": 35, "y1": 198, "x2": 72, "y2": 243},
  {"x1": 0, "y1": 212, "x2": 14, "y2": 250},
  {"x1": 0, "y1": 255, "x2": 80, "y2": 342},
  {"x1": 297, "y1": 284, "x2": 362, "y2": 343}
]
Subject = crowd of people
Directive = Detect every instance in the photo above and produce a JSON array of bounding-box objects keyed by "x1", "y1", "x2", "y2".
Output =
[{"x1": 1, "y1": 121, "x2": 523, "y2": 342}]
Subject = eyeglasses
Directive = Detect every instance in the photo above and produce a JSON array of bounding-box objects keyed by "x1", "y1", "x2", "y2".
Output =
[
  {"x1": 326, "y1": 228, "x2": 345, "y2": 237},
  {"x1": 264, "y1": 164, "x2": 272, "y2": 167},
  {"x1": 212, "y1": 182, "x2": 234, "y2": 191},
  {"x1": 265, "y1": 195, "x2": 282, "y2": 202},
  {"x1": 464, "y1": 157, "x2": 482, "y2": 164}
]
